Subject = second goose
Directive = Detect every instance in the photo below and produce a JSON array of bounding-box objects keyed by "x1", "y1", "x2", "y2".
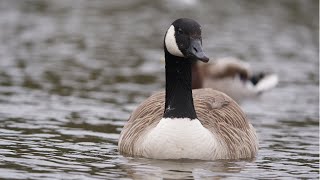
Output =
[{"x1": 192, "y1": 57, "x2": 279, "y2": 103}]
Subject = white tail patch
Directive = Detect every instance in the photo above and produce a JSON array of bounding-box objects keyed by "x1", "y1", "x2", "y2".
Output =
[
  {"x1": 165, "y1": 25, "x2": 184, "y2": 57},
  {"x1": 255, "y1": 74, "x2": 279, "y2": 93}
]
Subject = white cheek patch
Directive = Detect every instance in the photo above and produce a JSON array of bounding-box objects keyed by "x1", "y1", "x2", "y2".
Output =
[{"x1": 165, "y1": 25, "x2": 184, "y2": 57}]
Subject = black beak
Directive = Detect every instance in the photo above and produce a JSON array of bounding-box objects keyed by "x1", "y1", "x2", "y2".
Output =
[{"x1": 188, "y1": 39, "x2": 209, "y2": 63}]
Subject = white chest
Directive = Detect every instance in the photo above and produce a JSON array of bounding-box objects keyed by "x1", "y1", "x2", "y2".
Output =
[{"x1": 139, "y1": 118, "x2": 222, "y2": 160}]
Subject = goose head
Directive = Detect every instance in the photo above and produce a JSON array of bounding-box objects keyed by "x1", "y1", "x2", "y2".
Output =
[
  {"x1": 164, "y1": 18, "x2": 209, "y2": 62},
  {"x1": 162, "y1": 18, "x2": 209, "y2": 119}
]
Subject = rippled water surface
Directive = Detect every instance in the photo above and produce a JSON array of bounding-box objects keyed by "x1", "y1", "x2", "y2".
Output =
[{"x1": 0, "y1": 0, "x2": 318, "y2": 179}]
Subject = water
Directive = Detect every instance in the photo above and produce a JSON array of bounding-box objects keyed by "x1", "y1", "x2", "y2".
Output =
[{"x1": 0, "y1": 0, "x2": 318, "y2": 179}]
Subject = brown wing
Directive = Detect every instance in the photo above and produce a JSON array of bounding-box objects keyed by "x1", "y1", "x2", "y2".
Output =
[
  {"x1": 193, "y1": 88, "x2": 258, "y2": 159},
  {"x1": 201, "y1": 61, "x2": 250, "y2": 80},
  {"x1": 118, "y1": 91, "x2": 165, "y2": 156}
]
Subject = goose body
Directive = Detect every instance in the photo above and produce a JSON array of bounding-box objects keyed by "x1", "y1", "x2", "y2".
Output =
[
  {"x1": 118, "y1": 18, "x2": 258, "y2": 160},
  {"x1": 192, "y1": 57, "x2": 278, "y2": 103},
  {"x1": 119, "y1": 89, "x2": 258, "y2": 160}
]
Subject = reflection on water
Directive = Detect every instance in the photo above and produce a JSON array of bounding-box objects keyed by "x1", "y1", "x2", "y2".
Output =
[
  {"x1": 0, "y1": 0, "x2": 318, "y2": 179},
  {"x1": 119, "y1": 158, "x2": 251, "y2": 179}
]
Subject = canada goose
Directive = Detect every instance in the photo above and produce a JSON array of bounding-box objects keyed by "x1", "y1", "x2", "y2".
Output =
[
  {"x1": 118, "y1": 18, "x2": 258, "y2": 160},
  {"x1": 192, "y1": 57, "x2": 279, "y2": 103}
]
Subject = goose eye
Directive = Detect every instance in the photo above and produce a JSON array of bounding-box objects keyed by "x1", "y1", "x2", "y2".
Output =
[{"x1": 177, "y1": 28, "x2": 183, "y2": 35}]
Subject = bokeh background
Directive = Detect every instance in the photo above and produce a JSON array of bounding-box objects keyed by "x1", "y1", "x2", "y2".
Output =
[{"x1": 0, "y1": 0, "x2": 318, "y2": 179}]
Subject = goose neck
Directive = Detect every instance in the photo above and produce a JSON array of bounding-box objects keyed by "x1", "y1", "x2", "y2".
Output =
[{"x1": 163, "y1": 52, "x2": 197, "y2": 119}]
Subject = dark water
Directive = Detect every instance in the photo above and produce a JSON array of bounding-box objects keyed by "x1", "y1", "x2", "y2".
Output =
[{"x1": 0, "y1": 0, "x2": 318, "y2": 179}]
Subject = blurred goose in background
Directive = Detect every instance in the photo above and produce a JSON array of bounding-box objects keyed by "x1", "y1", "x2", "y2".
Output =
[
  {"x1": 118, "y1": 18, "x2": 258, "y2": 160},
  {"x1": 192, "y1": 57, "x2": 278, "y2": 103}
]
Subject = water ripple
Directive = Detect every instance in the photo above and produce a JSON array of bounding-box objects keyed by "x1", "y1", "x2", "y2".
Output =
[{"x1": 0, "y1": 0, "x2": 318, "y2": 179}]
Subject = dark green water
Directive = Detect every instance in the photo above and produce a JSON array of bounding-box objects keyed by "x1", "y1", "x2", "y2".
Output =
[{"x1": 0, "y1": 0, "x2": 318, "y2": 179}]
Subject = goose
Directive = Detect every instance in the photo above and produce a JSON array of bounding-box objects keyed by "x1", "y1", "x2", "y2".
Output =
[
  {"x1": 118, "y1": 18, "x2": 258, "y2": 160},
  {"x1": 192, "y1": 57, "x2": 279, "y2": 103}
]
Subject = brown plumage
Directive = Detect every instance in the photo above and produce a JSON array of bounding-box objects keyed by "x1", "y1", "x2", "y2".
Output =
[
  {"x1": 192, "y1": 57, "x2": 278, "y2": 103},
  {"x1": 192, "y1": 58, "x2": 251, "y2": 90},
  {"x1": 118, "y1": 18, "x2": 258, "y2": 160},
  {"x1": 118, "y1": 88, "x2": 258, "y2": 159}
]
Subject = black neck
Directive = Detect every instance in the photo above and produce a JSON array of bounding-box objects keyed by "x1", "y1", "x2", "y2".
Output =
[{"x1": 163, "y1": 50, "x2": 197, "y2": 119}]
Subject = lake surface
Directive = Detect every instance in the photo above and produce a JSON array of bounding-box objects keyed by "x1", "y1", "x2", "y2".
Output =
[{"x1": 0, "y1": 0, "x2": 318, "y2": 179}]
